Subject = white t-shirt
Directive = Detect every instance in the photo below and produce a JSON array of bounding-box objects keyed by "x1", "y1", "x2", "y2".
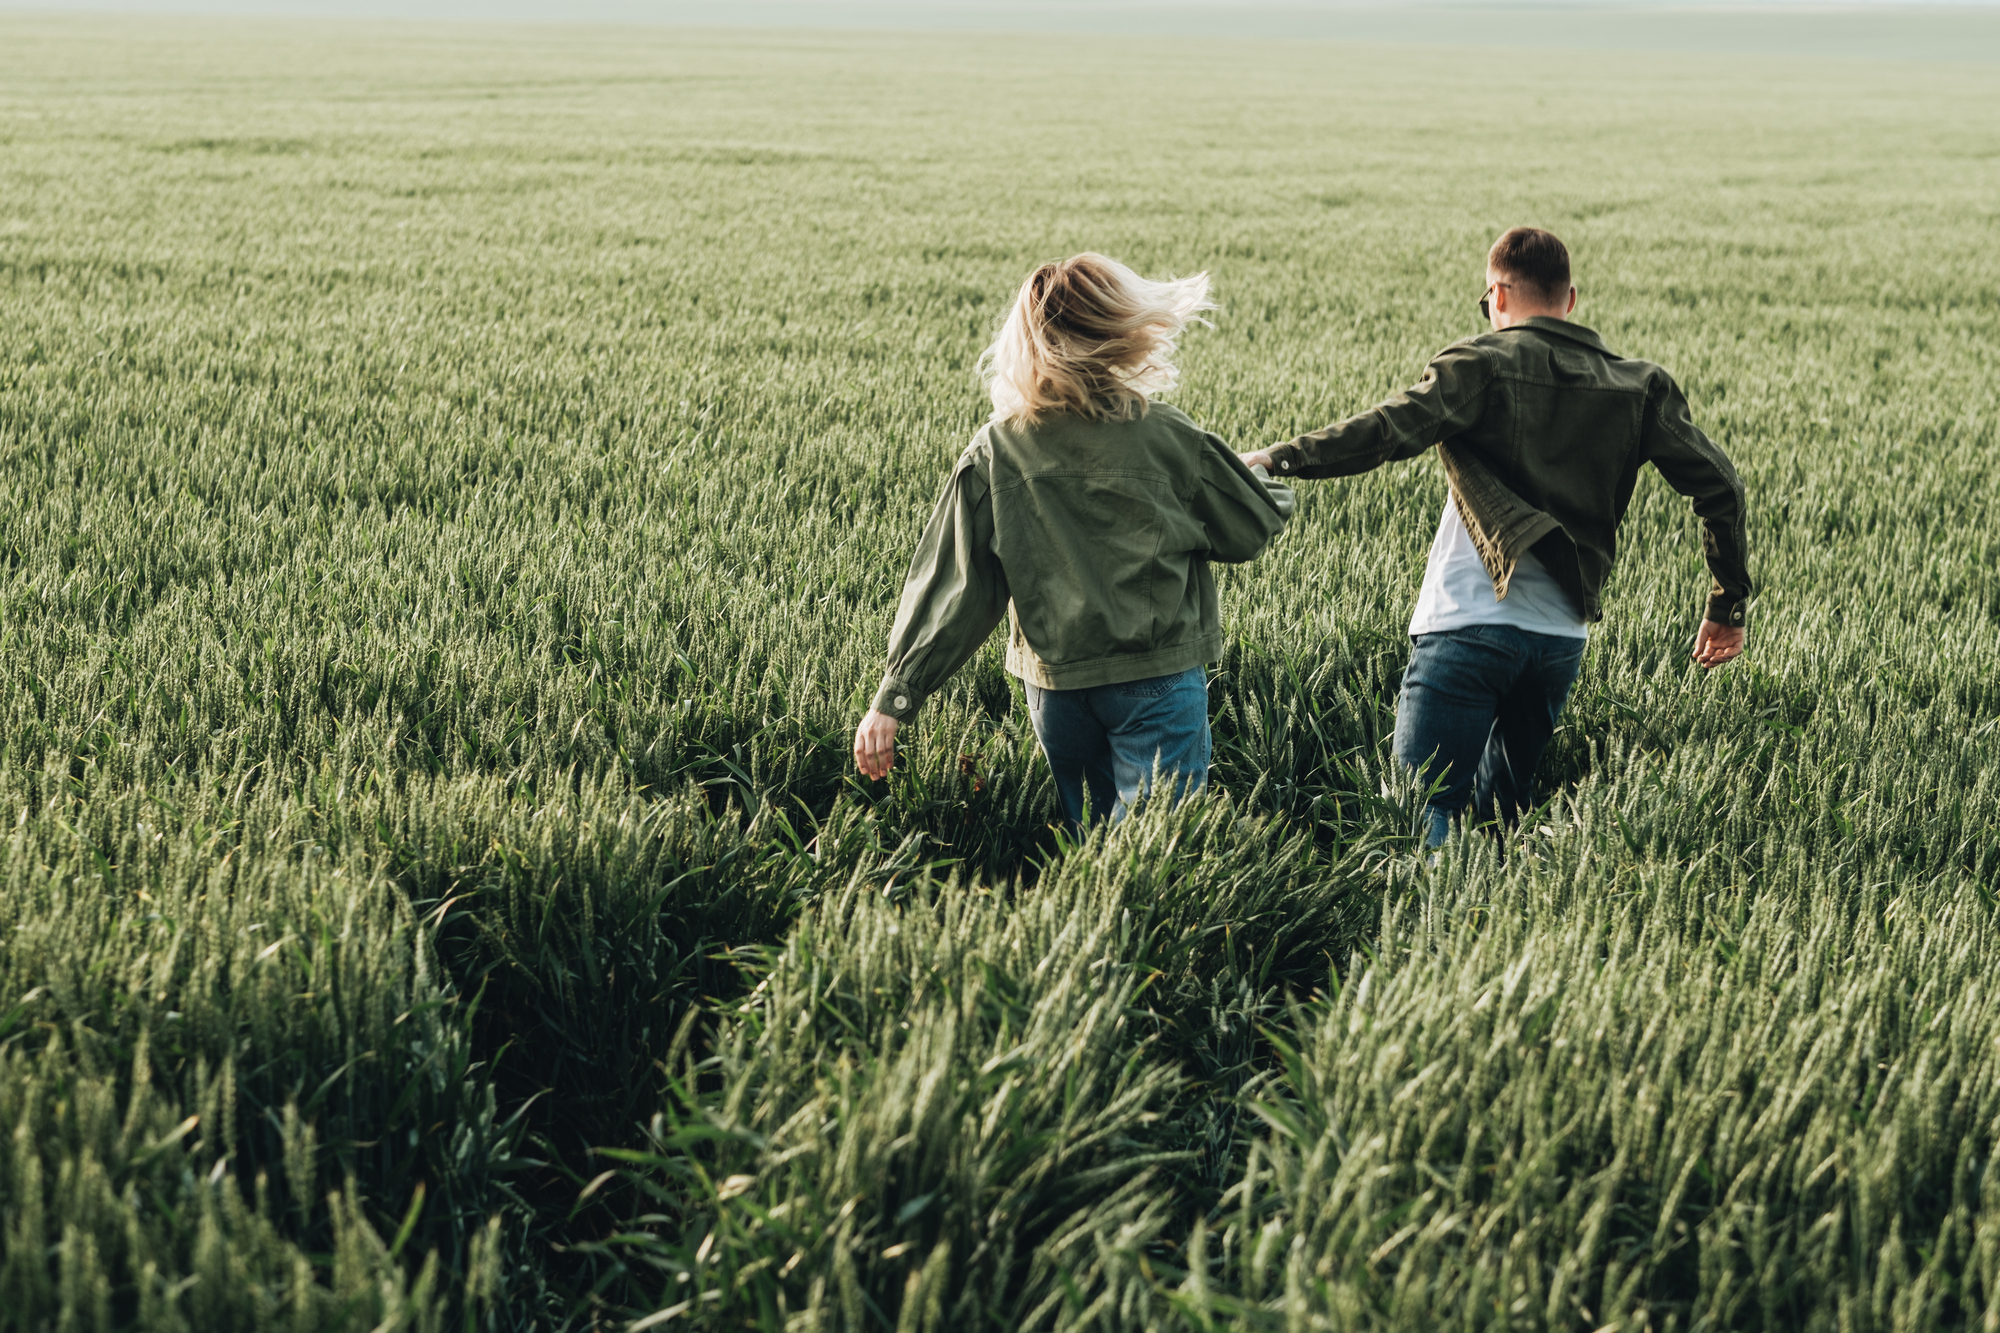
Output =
[{"x1": 1407, "y1": 496, "x2": 1588, "y2": 640}]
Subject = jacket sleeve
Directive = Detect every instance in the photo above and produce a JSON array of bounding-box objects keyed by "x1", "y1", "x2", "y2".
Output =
[
  {"x1": 869, "y1": 449, "x2": 1009, "y2": 724},
  {"x1": 1194, "y1": 433, "x2": 1293, "y2": 563},
  {"x1": 1640, "y1": 375, "x2": 1753, "y2": 627},
  {"x1": 1266, "y1": 343, "x2": 1494, "y2": 479}
]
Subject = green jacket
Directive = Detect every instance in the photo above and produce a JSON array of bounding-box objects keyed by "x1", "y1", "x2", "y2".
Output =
[
  {"x1": 1267, "y1": 317, "x2": 1751, "y2": 627},
  {"x1": 871, "y1": 403, "x2": 1293, "y2": 723}
]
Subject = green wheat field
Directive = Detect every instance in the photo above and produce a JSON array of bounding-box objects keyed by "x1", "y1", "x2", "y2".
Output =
[{"x1": 2, "y1": 11, "x2": 1999, "y2": 1330}]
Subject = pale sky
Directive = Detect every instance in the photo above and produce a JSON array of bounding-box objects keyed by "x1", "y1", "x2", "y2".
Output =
[{"x1": 2, "y1": 0, "x2": 1998, "y2": 62}]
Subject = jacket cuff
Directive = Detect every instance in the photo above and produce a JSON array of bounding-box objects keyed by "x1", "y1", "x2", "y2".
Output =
[
  {"x1": 1267, "y1": 443, "x2": 1306, "y2": 477},
  {"x1": 1706, "y1": 594, "x2": 1748, "y2": 628},
  {"x1": 1249, "y1": 464, "x2": 1297, "y2": 520},
  {"x1": 871, "y1": 676, "x2": 924, "y2": 723}
]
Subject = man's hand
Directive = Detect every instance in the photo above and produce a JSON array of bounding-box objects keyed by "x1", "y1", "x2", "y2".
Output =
[
  {"x1": 1239, "y1": 448, "x2": 1275, "y2": 470},
  {"x1": 1693, "y1": 619, "x2": 1746, "y2": 669},
  {"x1": 853, "y1": 709, "x2": 900, "y2": 779}
]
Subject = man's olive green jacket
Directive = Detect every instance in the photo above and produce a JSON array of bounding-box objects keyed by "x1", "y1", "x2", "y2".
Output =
[
  {"x1": 1266, "y1": 317, "x2": 1751, "y2": 627},
  {"x1": 870, "y1": 403, "x2": 1293, "y2": 723}
]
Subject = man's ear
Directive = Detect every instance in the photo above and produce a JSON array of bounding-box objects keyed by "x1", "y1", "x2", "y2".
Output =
[{"x1": 1565, "y1": 286, "x2": 1578, "y2": 315}]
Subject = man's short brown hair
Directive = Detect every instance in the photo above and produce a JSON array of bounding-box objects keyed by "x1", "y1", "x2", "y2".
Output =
[{"x1": 1488, "y1": 227, "x2": 1571, "y2": 305}]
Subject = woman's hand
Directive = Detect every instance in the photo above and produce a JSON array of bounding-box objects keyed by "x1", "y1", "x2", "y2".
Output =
[
  {"x1": 1238, "y1": 449, "x2": 1275, "y2": 470},
  {"x1": 853, "y1": 709, "x2": 900, "y2": 779}
]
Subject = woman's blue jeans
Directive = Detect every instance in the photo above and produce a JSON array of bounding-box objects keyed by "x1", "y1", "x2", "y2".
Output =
[
  {"x1": 1024, "y1": 667, "x2": 1210, "y2": 830},
  {"x1": 1392, "y1": 626, "x2": 1587, "y2": 849}
]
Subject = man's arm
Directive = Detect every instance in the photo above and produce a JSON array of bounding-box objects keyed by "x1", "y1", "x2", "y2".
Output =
[
  {"x1": 1641, "y1": 374, "x2": 1752, "y2": 668},
  {"x1": 1251, "y1": 344, "x2": 1494, "y2": 479},
  {"x1": 855, "y1": 452, "x2": 1008, "y2": 777}
]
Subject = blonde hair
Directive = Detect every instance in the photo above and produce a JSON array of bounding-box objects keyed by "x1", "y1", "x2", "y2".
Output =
[{"x1": 979, "y1": 254, "x2": 1215, "y2": 426}]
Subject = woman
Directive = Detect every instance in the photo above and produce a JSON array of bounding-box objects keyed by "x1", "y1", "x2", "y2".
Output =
[{"x1": 853, "y1": 253, "x2": 1293, "y2": 828}]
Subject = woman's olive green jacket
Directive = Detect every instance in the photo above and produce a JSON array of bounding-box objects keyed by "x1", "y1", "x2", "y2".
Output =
[{"x1": 870, "y1": 404, "x2": 1293, "y2": 723}]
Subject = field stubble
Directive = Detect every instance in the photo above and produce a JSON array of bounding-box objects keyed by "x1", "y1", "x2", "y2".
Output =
[{"x1": 1, "y1": 13, "x2": 1999, "y2": 1331}]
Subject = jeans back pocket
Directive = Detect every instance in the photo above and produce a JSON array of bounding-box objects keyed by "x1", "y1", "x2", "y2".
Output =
[{"x1": 1114, "y1": 672, "x2": 1178, "y2": 699}]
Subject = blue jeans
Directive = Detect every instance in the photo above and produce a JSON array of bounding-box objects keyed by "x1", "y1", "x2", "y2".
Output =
[
  {"x1": 1024, "y1": 667, "x2": 1210, "y2": 829},
  {"x1": 1392, "y1": 626, "x2": 1587, "y2": 849}
]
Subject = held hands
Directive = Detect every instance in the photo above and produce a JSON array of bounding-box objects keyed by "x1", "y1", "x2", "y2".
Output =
[
  {"x1": 1239, "y1": 448, "x2": 1276, "y2": 470},
  {"x1": 1693, "y1": 619, "x2": 1746, "y2": 669},
  {"x1": 853, "y1": 709, "x2": 900, "y2": 779}
]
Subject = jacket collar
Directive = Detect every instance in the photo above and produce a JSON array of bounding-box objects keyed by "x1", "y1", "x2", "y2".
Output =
[{"x1": 1507, "y1": 316, "x2": 1616, "y2": 357}]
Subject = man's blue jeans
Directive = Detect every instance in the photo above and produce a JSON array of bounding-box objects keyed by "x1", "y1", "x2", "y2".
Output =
[
  {"x1": 1392, "y1": 626, "x2": 1587, "y2": 849},
  {"x1": 1024, "y1": 667, "x2": 1210, "y2": 829}
]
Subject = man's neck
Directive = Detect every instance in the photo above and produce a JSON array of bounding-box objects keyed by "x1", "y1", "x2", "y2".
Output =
[{"x1": 1497, "y1": 310, "x2": 1567, "y2": 330}]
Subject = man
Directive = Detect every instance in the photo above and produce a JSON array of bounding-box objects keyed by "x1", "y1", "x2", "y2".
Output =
[{"x1": 1241, "y1": 227, "x2": 1750, "y2": 848}]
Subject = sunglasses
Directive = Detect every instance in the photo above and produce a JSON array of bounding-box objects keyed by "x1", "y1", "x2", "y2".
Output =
[{"x1": 1477, "y1": 281, "x2": 1512, "y2": 321}]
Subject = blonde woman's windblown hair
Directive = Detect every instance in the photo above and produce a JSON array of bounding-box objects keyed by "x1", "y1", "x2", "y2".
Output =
[{"x1": 980, "y1": 254, "x2": 1215, "y2": 426}]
